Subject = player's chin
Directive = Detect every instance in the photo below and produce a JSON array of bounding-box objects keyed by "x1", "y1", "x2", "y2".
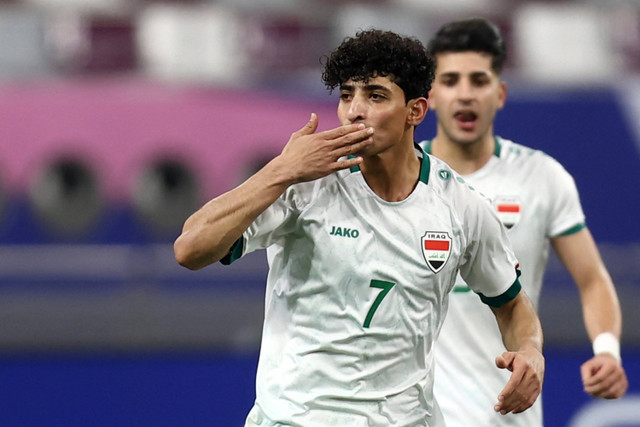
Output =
[{"x1": 354, "y1": 144, "x2": 375, "y2": 158}]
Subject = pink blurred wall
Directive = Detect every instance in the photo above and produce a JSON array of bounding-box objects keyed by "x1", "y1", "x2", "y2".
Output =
[{"x1": 0, "y1": 79, "x2": 340, "y2": 202}]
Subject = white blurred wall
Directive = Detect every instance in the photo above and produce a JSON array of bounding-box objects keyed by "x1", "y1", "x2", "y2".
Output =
[{"x1": 0, "y1": 0, "x2": 638, "y2": 88}]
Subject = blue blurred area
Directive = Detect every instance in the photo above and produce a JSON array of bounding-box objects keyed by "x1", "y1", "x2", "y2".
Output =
[
  {"x1": 0, "y1": 198, "x2": 155, "y2": 245},
  {"x1": 0, "y1": 348, "x2": 638, "y2": 427},
  {"x1": 0, "y1": 352, "x2": 258, "y2": 427}
]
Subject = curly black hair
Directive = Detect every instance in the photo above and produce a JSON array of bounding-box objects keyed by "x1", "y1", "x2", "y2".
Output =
[
  {"x1": 321, "y1": 29, "x2": 434, "y2": 103},
  {"x1": 428, "y1": 18, "x2": 507, "y2": 74}
]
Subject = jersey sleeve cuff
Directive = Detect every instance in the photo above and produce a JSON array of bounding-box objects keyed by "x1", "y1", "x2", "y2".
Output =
[
  {"x1": 220, "y1": 236, "x2": 245, "y2": 265},
  {"x1": 478, "y1": 269, "x2": 522, "y2": 308},
  {"x1": 555, "y1": 222, "x2": 586, "y2": 237}
]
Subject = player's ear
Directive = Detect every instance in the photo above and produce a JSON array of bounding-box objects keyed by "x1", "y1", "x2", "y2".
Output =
[
  {"x1": 407, "y1": 97, "x2": 428, "y2": 126},
  {"x1": 427, "y1": 87, "x2": 436, "y2": 109},
  {"x1": 497, "y1": 81, "x2": 507, "y2": 110}
]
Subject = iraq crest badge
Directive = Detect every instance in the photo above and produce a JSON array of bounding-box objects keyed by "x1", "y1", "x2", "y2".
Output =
[
  {"x1": 422, "y1": 231, "x2": 451, "y2": 273},
  {"x1": 494, "y1": 196, "x2": 521, "y2": 229}
]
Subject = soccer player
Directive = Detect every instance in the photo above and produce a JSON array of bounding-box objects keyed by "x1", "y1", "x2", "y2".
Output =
[
  {"x1": 174, "y1": 29, "x2": 544, "y2": 426},
  {"x1": 422, "y1": 18, "x2": 629, "y2": 427}
]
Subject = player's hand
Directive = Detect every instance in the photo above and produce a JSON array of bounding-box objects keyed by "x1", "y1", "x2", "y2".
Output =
[
  {"x1": 494, "y1": 347, "x2": 544, "y2": 415},
  {"x1": 581, "y1": 354, "x2": 628, "y2": 399},
  {"x1": 276, "y1": 113, "x2": 374, "y2": 184}
]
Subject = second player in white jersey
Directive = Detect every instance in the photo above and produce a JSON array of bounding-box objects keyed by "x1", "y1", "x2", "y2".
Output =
[
  {"x1": 422, "y1": 137, "x2": 584, "y2": 426},
  {"x1": 423, "y1": 17, "x2": 627, "y2": 427}
]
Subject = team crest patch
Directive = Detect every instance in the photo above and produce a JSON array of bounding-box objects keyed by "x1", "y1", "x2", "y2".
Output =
[
  {"x1": 421, "y1": 232, "x2": 451, "y2": 273},
  {"x1": 494, "y1": 196, "x2": 521, "y2": 229}
]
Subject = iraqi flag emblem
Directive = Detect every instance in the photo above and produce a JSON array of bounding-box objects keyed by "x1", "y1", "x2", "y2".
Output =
[
  {"x1": 494, "y1": 196, "x2": 521, "y2": 229},
  {"x1": 422, "y1": 232, "x2": 451, "y2": 273}
]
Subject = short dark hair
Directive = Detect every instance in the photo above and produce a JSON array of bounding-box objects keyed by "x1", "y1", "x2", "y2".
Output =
[
  {"x1": 322, "y1": 29, "x2": 434, "y2": 102},
  {"x1": 428, "y1": 18, "x2": 507, "y2": 74}
]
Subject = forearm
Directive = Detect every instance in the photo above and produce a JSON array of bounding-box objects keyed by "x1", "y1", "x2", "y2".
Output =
[
  {"x1": 580, "y1": 274, "x2": 622, "y2": 341},
  {"x1": 174, "y1": 157, "x2": 292, "y2": 270},
  {"x1": 551, "y1": 230, "x2": 623, "y2": 341},
  {"x1": 493, "y1": 291, "x2": 543, "y2": 353}
]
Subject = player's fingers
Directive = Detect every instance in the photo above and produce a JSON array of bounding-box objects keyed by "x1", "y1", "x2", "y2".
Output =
[
  {"x1": 495, "y1": 352, "x2": 515, "y2": 370},
  {"x1": 331, "y1": 156, "x2": 364, "y2": 171},
  {"x1": 334, "y1": 134, "x2": 375, "y2": 157},
  {"x1": 291, "y1": 113, "x2": 319, "y2": 137},
  {"x1": 582, "y1": 360, "x2": 616, "y2": 387},
  {"x1": 587, "y1": 380, "x2": 618, "y2": 399},
  {"x1": 584, "y1": 378, "x2": 611, "y2": 396},
  {"x1": 580, "y1": 360, "x2": 595, "y2": 383},
  {"x1": 318, "y1": 122, "x2": 367, "y2": 141},
  {"x1": 329, "y1": 127, "x2": 374, "y2": 150},
  {"x1": 585, "y1": 366, "x2": 627, "y2": 398},
  {"x1": 495, "y1": 367, "x2": 524, "y2": 413},
  {"x1": 605, "y1": 375, "x2": 629, "y2": 399}
]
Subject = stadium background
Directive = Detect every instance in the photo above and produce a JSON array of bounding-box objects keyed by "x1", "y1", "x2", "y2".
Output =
[{"x1": 0, "y1": 1, "x2": 638, "y2": 426}]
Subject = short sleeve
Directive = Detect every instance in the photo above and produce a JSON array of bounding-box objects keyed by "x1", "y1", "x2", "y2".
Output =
[
  {"x1": 458, "y1": 191, "x2": 521, "y2": 307},
  {"x1": 221, "y1": 187, "x2": 301, "y2": 265},
  {"x1": 544, "y1": 157, "x2": 586, "y2": 237}
]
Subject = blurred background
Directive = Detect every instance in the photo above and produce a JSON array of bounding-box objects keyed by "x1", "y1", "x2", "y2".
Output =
[{"x1": 0, "y1": 0, "x2": 638, "y2": 425}]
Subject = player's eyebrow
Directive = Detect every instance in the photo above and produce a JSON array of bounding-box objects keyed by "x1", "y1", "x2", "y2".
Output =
[
  {"x1": 438, "y1": 70, "x2": 491, "y2": 79},
  {"x1": 364, "y1": 84, "x2": 392, "y2": 94},
  {"x1": 340, "y1": 83, "x2": 392, "y2": 94}
]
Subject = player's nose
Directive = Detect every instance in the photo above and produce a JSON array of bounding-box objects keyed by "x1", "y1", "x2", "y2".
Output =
[{"x1": 346, "y1": 94, "x2": 367, "y2": 123}]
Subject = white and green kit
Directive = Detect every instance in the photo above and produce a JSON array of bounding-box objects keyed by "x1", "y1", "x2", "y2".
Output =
[
  {"x1": 223, "y1": 144, "x2": 521, "y2": 426},
  {"x1": 421, "y1": 137, "x2": 585, "y2": 427}
]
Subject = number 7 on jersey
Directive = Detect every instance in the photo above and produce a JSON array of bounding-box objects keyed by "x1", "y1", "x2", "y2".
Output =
[{"x1": 363, "y1": 280, "x2": 396, "y2": 328}]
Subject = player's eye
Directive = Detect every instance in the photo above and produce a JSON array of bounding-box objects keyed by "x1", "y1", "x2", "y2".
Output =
[
  {"x1": 472, "y1": 75, "x2": 491, "y2": 86},
  {"x1": 440, "y1": 76, "x2": 458, "y2": 86}
]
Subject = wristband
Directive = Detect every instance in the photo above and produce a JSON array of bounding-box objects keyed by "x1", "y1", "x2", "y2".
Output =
[{"x1": 592, "y1": 332, "x2": 621, "y2": 363}]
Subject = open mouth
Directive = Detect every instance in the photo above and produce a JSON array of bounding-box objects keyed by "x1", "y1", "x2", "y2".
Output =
[{"x1": 454, "y1": 111, "x2": 477, "y2": 130}]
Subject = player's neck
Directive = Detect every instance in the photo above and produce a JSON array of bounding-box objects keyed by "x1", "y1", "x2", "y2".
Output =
[
  {"x1": 360, "y1": 141, "x2": 420, "y2": 202},
  {"x1": 431, "y1": 134, "x2": 495, "y2": 176}
]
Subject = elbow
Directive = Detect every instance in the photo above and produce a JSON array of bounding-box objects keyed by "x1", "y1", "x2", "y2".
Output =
[
  {"x1": 174, "y1": 253, "x2": 201, "y2": 271},
  {"x1": 173, "y1": 234, "x2": 210, "y2": 271}
]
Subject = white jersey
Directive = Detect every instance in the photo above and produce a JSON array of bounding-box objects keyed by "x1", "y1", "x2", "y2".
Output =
[
  {"x1": 421, "y1": 137, "x2": 585, "y2": 427},
  {"x1": 222, "y1": 145, "x2": 520, "y2": 427}
]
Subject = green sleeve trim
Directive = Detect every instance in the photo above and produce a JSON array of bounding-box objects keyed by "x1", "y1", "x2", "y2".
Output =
[
  {"x1": 556, "y1": 222, "x2": 586, "y2": 237},
  {"x1": 220, "y1": 237, "x2": 245, "y2": 265},
  {"x1": 479, "y1": 276, "x2": 522, "y2": 308}
]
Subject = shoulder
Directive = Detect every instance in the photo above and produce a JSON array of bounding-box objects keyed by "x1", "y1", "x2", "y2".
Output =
[
  {"x1": 423, "y1": 153, "x2": 491, "y2": 208},
  {"x1": 286, "y1": 170, "x2": 354, "y2": 209},
  {"x1": 497, "y1": 136, "x2": 574, "y2": 178},
  {"x1": 498, "y1": 137, "x2": 562, "y2": 168}
]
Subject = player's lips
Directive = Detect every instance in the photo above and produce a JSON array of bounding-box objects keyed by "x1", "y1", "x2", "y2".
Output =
[{"x1": 454, "y1": 111, "x2": 477, "y2": 131}]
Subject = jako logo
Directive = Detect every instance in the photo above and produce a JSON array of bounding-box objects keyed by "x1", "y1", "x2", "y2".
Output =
[{"x1": 329, "y1": 226, "x2": 359, "y2": 238}]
